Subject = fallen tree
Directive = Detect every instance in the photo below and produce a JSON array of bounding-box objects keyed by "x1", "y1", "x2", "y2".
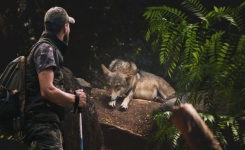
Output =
[{"x1": 171, "y1": 104, "x2": 222, "y2": 150}]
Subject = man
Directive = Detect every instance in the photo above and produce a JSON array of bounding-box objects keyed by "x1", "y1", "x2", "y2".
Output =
[{"x1": 24, "y1": 6, "x2": 86, "y2": 150}]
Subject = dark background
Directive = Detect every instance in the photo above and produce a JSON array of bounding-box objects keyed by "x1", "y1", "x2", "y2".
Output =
[
  {"x1": 0, "y1": 1, "x2": 245, "y2": 149},
  {"x1": 0, "y1": 0, "x2": 244, "y2": 88}
]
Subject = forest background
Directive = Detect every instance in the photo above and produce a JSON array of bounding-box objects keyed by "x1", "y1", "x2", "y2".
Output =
[
  {"x1": 0, "y1": 0, "x2": 243, "y2": 88},
  {"x1": 1, "y1": 0, "x2": 245, "y2": 149}
]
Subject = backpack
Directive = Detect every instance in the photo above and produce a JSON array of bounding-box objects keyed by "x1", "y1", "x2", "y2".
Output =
[
  {"x1": 0, "y1": 56, "x2": 25, "y2": 122},
  {"x1": 0, "y1": 40, "x2": 48, "y2": 122}
]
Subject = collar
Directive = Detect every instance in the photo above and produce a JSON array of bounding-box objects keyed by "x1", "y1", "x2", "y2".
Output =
[{"x1": 39, "y1": 30, "x2": 68, "y2": 56}]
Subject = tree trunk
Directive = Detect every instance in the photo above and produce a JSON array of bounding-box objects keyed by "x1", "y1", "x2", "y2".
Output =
[{"x1": 171, "y1": 104, "x2": 222, "y2": 150}]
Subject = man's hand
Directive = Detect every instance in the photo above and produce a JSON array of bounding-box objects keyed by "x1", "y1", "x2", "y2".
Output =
[{"x1": 76, "y1": 89, "x2": 87, "y2": 108}]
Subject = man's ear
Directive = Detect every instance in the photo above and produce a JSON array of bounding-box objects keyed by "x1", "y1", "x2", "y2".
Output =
[
  {"x1": 101, "y1": 64, "x2": 111, "y2": 77},
  {"x1": 63, "y1": 23, "x2": 69, "y2": 33}
]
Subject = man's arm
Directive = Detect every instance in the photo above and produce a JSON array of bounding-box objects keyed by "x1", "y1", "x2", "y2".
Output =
[{"x1": 38, "y1": 66, "x2": 86, "y2": 107}]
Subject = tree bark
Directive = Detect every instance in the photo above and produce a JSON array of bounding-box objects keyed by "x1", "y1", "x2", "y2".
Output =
[{"x1": 171, "y1": 104, "x2": 222, "y2": 150}]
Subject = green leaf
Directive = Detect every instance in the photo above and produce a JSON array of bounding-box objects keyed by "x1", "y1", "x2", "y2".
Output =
[
  {"x1": 218, "y1": 52, "x2": 225, "y2": 57},
  {"x1": 192, "y1": 52, "x2": 198, "y2": 60},
  {"x1": 214, "y1": 6, "x2": 219, "y2": 12}
]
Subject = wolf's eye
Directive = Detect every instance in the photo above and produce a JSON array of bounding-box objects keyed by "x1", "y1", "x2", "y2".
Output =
[{"x1": 116, "y1": 85, "x2": 121, "y2": 88}]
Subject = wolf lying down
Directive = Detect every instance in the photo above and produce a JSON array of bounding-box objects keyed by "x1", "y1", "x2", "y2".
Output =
[{"x1": 101, "y1": 59, "x2": 176, "y2": 110}]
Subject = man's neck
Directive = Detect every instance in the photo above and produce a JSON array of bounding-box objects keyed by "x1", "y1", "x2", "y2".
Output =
[{"x1": 56, "y1": 32, "x2": 64, "y2": 41}]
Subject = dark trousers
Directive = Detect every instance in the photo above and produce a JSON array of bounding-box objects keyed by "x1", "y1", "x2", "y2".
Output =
[{"x1": 24, "y1": 113, "x2": 63, "y2": 150}]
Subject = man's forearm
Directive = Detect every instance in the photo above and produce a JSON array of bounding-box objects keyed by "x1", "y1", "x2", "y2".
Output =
[{"x1": 41, "y1": 85, "x2": 76, "y2": 104}]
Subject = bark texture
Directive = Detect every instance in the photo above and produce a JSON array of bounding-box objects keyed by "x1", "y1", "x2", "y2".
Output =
[{"x1": 171, "y1": 104, "x2": 222, "y2": 150}]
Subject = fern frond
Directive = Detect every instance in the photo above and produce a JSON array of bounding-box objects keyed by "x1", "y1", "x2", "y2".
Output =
[
  {"x1": 213, "y1": 6, "x2": 236, "y2": 26},
  {"x1": 181, "y1": 0, "x2": 208, "y2": 22},
  {"x1": 145, "y1": 1, "x2": 245, "y2": 149},
  {"x1": 232, "y1": 1, "x2": 245, "y2": 32},
  {"x1": 199, "y1": 112, "x2": 215, "y2": 123},
  {"x1": 143, "y1": 6, "x2": 188, "y2": 23},
  {"x1": 203, "y1": 6, "x2": 237, "y2": 29},
  {"x1": 214, "y1": 129, "x2": 228, "y2": 149},
  {"x1": 181, "y1": 24, "x2": 199, "y2": 64},
  {"x1": 206, "y1": 31, "x2": 225, "y2": 65},
  {"x1": 146, "y1": 19, "x2": 172, "y2": 50},
  {"x1": 171, "y1": 131, "x2": 181, "y2": 149},
  {"x1": 148, "y1": 111, "x2": 179, "y2": 150}
]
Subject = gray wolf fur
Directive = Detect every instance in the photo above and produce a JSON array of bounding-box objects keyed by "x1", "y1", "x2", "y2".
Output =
[{"x1": 101, "y1": 59, "x2": 176, "y2": 110}]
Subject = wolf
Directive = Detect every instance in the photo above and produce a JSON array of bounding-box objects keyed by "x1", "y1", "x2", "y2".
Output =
[{"x1": 101, "y1": 59, "x2": 176, "y2": 110}]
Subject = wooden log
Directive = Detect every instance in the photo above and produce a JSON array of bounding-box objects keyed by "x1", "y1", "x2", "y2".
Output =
[{"x1": 171, "y1": 103, "x2": 222, "y2": 150}]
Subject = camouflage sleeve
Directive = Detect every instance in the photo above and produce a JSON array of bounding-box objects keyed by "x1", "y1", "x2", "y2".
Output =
[{"x1": 34, "y1": 43, "x2": 57, "y2": 74}]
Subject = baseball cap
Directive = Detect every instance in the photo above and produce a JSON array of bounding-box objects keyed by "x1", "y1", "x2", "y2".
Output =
[{"x1": 44, "y1": 6, "x2": 75, "y2": 27}]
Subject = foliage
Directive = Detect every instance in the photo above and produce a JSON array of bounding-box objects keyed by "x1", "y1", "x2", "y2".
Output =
[
  {"x1": 144, "y1": 0, "x2": 245, "y2": 149},
  {"x1": 0, "y1": 130, "x2": 25, "y2": 143},
  {"x1": 0, "y1": 0, "x2": 32, "y2": 55},
  {"x1": 146, "y1": 111, "x2": 189, "y2": 150},
  {"x1": 1, "y1": 0, "x2": 245, "y2": 148},
  {"x1": 147, "y1": 110, "x2": 245, "y2": 150}
]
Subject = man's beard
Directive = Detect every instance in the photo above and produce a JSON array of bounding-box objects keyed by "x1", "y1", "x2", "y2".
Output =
[{"x1": 63, "y1": 33, "x2": 69, "y2": 45}]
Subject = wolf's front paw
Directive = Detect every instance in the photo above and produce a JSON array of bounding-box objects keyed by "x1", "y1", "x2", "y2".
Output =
[
  {"x1": 108, "y1": 100, "x2": 116, "y2": 108},
  {"x1": 120, "y1": 102, "x2": 128, "y2": 110}
]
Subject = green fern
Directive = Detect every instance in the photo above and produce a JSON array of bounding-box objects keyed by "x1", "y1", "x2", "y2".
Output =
[
  {"x1": 143, "y1": 6, "x2": 188, "y2": 22},
  {"x1": 147, "y1": 111, "x2": 186, "y2": 150},
  {"x1": 232, "y1": 1, "x2": 245, "y2": 32},
  {"x1": 181, "y1": 0, "x2": 208, "y2": 22},
  {"x1": 144, "y1": 0, "x2": 245, "y2": 149}
]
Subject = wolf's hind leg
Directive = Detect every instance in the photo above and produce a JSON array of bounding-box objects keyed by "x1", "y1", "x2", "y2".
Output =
[
  {"x1": 108, "y1": 100, "x2": 116, "y2": 107},
  {"x1": 153, "y1": 96, "x2": 165, "y2": 103}
]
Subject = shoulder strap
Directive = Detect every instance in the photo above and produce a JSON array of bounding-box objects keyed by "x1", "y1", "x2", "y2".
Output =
[
  {"x1": 20, "y1": 56, "x2": 25, "y2": 113},
  {"x1": 24, "y1": 38, "x2": 56, "y2": 57}
]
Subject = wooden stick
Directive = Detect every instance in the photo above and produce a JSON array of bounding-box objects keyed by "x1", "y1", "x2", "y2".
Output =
[{"x1": 171, "y1": 103, "x2": 222, "y2": 150}]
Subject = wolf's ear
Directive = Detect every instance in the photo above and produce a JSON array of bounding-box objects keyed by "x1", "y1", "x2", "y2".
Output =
[
  {"x1": 101, "y1": 64, "x2": 111, "y2": 76},
  {"x1": 129, "y1": 69, "x2": 139, "y2": 76},
  {"x1": 126, "y1": 69, "x2": 139, "y2": 81}
]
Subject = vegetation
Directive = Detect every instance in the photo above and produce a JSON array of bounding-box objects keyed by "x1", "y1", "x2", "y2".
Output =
[
  {"x1": 144, "y1": 0, "x2": 245, "y2": 149},
  {"x1": 1, "y1": 0, "x2": 245, "y2": 149}
]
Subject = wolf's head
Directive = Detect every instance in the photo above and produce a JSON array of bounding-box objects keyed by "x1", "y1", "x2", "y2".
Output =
[{"x1": 101, "y1": 64, "x2": 138, "y2": 101}]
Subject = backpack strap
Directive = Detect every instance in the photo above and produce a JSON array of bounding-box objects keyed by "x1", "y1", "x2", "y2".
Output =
[
  {"x1": 20, "y1": 56, "x2": 25, "y2": 113},
  {"x1": 24, "y1": 38, "x2": 57, "y2": 57}
]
